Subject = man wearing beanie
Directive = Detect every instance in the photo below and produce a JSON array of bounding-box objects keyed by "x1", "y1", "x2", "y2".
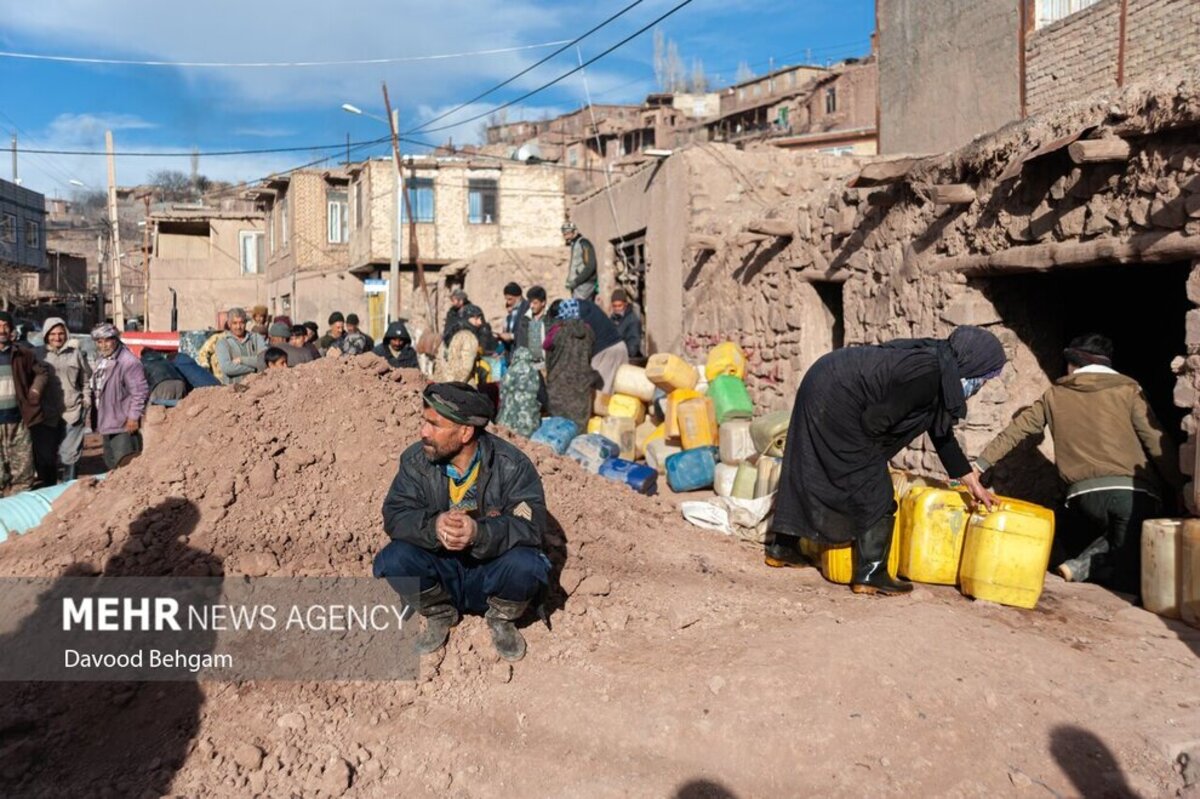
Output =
[
  {"x1": 338, "y1": 313, "x2": 374, "y2": 356},
  {"x1": 319, "y1": 311, "x2": 346, "y2": 354},
  {"x1": 255, "y1": 321, "x2": 313, "y2": 369},
  {"x1": 0, "y1": 311, "x2": 47, "y2": 493},
  {"x1": 977, "y1": 333, "x2": 1182, "y2": 597},
  {"x1": 375, "y1": 382, "x2": 551, "y2": 662},
  {"x1": 497, "y1": 282, "x2": 527, "y2": 363},
  {"x1": 88, "y1": 323, "x2": 148, "y2": 471}
]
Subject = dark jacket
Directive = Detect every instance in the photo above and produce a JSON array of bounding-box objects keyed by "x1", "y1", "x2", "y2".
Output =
[
  {"x1": 774, "y1": 345, "x2": 971, "y2": 544},
  {"x1": 611, "y1": 308, "x2": 643, "y2": 358},
  {"x1": 545, "y1": 319, "x2": 598, "y2": 431},
  {"x1": 2, "y1": 344, "x2": 49, "y2": 428},
  {"x1": 576, "y1": 300, "x2": 623, "y2": 355},
  {"x1": 381, "y1": 432, "x2": 547, "y2": 560},
  {"x1": 373, "y1": 321, "x2": 419, "y2": 369}
]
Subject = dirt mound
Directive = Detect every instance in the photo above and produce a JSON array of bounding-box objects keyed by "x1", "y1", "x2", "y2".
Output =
[{"x1": 0, "y1": 353, "x2": 1195, "y2": 798}]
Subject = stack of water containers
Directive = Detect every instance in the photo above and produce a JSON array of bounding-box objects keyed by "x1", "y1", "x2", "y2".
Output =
[
  {"x1": 531, "y1": 340, "x2": 784, "y2": 500},
  {"x1": 813, "y1": 470, "x2": 1057, "y2": 609}
]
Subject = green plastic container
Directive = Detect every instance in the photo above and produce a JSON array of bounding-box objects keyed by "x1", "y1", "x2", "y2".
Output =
[{"x1": 707, "y1": 375, "x2": 753, "y2": 424}]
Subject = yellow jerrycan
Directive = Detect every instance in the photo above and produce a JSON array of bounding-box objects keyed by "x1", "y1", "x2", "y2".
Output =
[
  {"x1": 959, "y1": 496, "x2": 1056, "y2": 609},
  {"x1": 898, "y1": 487, "x2": 971, "y2": 585}
]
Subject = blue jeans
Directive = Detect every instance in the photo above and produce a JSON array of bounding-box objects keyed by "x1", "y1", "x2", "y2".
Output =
[{"x1": 373, "y1": 540, "x2": 550, "y2": 614}]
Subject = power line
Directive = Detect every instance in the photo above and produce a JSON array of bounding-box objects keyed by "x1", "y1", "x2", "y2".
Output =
[
  {"x1": 410, "y1": 0, "x2": 699, "y2": 136},
  {"x1": 408, "y1": 0, "x2": 647, "y2": 135},
  {"x1": 18, "y1": 136, "x2": 390, "y2": 158},
  {"x1": 0, "y1": 40, "x2": 573, "y2": 69}
]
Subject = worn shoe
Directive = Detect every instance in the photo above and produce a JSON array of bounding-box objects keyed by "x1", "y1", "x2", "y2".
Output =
[
  {"x1": 415, "y1": 585, "x2": 460, "y2": 655},
  {"x1": 850, "y1": 514, "x2": 912, "y2": 596},
  {"x1": 1056, "y1": 558, "x2": 1089, "y2": 583},
  {"x1": 485, "y1": 596, "x2": 529, "y2": 662},
  {"x1": 764, "y1": 537, "x2": 809, "y2": 568}
]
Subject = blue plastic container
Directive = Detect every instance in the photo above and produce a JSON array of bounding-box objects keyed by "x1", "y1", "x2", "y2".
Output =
[
  {"x1": 566, "y1": 434, "x2": 621, "y2": 474},
  {"x1": 665, "y1": 446, "x2": 719, "y2": 493},
  {"x1": 598, "y1": 458, "x2": 659, "y2": 495},
  {"x1": 0, "y1": 475, "x2": 108, "y2": 544},
  {"x1": 531, "y1": 418, "x2": 578, "y2": 454}
]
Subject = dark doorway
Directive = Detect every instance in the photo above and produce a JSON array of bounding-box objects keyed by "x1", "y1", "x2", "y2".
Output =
[
  {"x1": 812, "y1": 281, "x2": 845, "y2": 351},
  {"x1": 979, "y1": 263, "x2": 1188, "y2": 441}
]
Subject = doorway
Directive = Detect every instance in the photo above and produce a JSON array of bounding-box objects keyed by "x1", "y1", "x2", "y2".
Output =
[{"x1": 978, "y1": 262, "x2": 1188, "y2": 499}]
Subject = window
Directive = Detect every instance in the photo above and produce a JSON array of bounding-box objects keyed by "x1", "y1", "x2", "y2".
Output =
[
  {"x1": 825, "y1": 87, "x2": 838, "y2": 114},
  {"x1": 468, "y1": 179, "x2": 498, "y2": 224},
  {"x1": 354, "y1": 180, "x2": 364, "y2": 229},
  {"x1": 240, "y1": 231, "x2": 265, "y2": 274},
  {"x1": 280, "y1": 194, "x2": 289, "y2": 249},
  {"x1": 268, "y1": 208, "x2": 275, "y2": 254},
  {"x1": 567, "y1": 148, "x2": 579, "y2": 168},
  {"x1": 1036, "y1": 0, "x2": 1101, "y2": 27},
  {"x1": 327, "y1": 190, "x2": 348, "y2": 243},
  {"x1": 400, "y1": 178, "x2": 435, "y2": 223},
  {"x1": 1, "y1": 214, "x2": 14, "y2": 243},
  {"x1": 24, "y1": 220, "x2": 38, "y2": 248}
]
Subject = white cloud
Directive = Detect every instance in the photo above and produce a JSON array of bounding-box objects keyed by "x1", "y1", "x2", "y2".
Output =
[
  {"x1": 233, "y1": 126, "x2": 296, "y2": 138},
  {"x1": 46, "y1": 113, "x2": 157, "y2": 143}
]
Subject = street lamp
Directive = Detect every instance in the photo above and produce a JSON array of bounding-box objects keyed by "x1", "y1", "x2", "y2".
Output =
[
  {"x1": 69, "y1": 179, "x2": 85, "y2": 187},
  {"x1": 343, "y1": 102, "x2": 402, "y2": 325}
]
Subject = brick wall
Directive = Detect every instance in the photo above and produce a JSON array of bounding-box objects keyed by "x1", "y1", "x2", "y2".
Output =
[{"x1": 1027, "y1": 0, "x2": 1200, "y2": 117}]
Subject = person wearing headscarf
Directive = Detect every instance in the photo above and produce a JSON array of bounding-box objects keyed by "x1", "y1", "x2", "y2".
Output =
[
  {"x1": 33, "y1": 317, "x2": 92, "y2": 483},
  {"x1": 768, "y1": 326, "x2": 1007, "y2": 595},
  {"x1": 544, "y1": 300, "x2": 600, "y2": 431},
  {"x1": 0, "y1": 311, "x2": 48, "y2": 494},
  {"x1": 496, "y1": 348, "x2": 548, "y2": 438},
  {"x1": 375, "y1": 382, "x2": 551, "y2": 662},
  {"x1": 373, "y1": 321, "x2": 419, "y2": 369},
  {"x1": 89, "y1": 323, "x2": 149, "y2": 471},
  {"x1": 976, "y1": 334, "x2": 1181, "y2": 596},
  {"x1": 249, "y1": 305, "x2": 271, "y2": 338}
]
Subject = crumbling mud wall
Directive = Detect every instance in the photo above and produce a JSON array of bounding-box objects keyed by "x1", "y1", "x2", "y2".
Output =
[{"x1": 674, "y1": 66, "x2": 1200, "y2": 502}]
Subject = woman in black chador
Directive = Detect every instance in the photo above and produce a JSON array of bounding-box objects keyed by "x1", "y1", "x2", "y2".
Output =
[{"x1": 767, "y1": 326, "x2": 1006, "y2": 595}]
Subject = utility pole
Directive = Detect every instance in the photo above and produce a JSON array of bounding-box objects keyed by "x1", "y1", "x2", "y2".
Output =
[
  {"x1": 10, "y1": 133, "x2": 16, "y2": 183},
  {"x1": 140, "y1": 191, "x2": 152, "y2": 327},
  {"x1": 381, "y1": 85, "x2": 402, "y2": 326},
  {"x1": 105, "y1": 130, "x2": 125, "y2": 329},
  {"x1": 381, "y1": 82, "x2": 435, "y2": 330}
]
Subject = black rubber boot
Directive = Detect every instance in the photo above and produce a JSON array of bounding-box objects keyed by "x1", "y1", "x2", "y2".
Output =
[
  {"x1": 61, "y1": 464, "x2": 76, "y2": 482},
  {"x1": 764, "y1": 533, "x2": 809, "y2": 568},
  {"x1": 415, "y1": 584, "x2": 460, "y2": 655},
  {"x1": 485, "y1": 596, "x2": 529, "y2": 662},
  {"x1": 850, "y1": 514, "x2": 912, "y2": 596}
]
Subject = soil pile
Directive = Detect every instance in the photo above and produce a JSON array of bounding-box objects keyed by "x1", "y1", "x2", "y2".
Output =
[{"x1": 0, "y1": 353, "x2": 1195, "y2": 797}]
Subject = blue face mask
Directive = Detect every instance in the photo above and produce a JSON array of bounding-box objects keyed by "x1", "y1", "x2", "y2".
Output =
[{"x1": 961, "y1": 377, "x2": 987, "y2": 399}]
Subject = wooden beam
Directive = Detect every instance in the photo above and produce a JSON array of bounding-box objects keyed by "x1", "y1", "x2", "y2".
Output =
[
  {"x1": 932, "y1": 232, "x2": 1200, "y2": 276},
  {"x1": 929, "y1": 184, "x2": 976, "y2": 205},
  {"x1": 733, "y1": 231, "x2": 771, "y2": 247},
  {"x1": 847, "y1": 156, "x2": 928, "y2": 188},
  {"x1": 1068, "y1": 138, "x2": 1132, "y2": 164},
  {"x1": 686, "y1": 234, "x2": 721, "y2": 252},
  {"x1": 746, "y1": 218, "x2": 794, "y2": 238}
]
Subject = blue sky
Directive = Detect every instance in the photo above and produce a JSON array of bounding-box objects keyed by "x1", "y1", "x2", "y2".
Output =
[{"x1": 0, "y1": 0, "x2": 875, "y2": 197}]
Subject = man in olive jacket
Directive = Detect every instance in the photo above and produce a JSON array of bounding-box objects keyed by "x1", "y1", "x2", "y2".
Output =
[
  {"x1": 374, "y1": 382, "x2": 550, "y2": 661},
  {"x1": 977, "y1": 334, "x2": 1181, "y2": 596}
]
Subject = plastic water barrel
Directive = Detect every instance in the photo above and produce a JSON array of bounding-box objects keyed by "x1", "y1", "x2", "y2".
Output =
[
  {"x1": 664, "y1": 446, "x2": 718, "y2": 493},
  {"x1": 599, "y1": 416, "x2": 637, "y2": 460},
  {"x1": 707, "y1": 375, "x2": 754, "y2": 424},
  {"x1": 646, "y1": 353, "x2": 699, "y2": 392},
  {"x1": 959, "y1": 497, "x2": 1056, "y2": 609},
  {"x1": 598, "y1": 458, "x2": 658, "y2": 495},
  {"x1": 1182, "y1": 520, "x2": 1200, "y2": 629},
  {"x1": 607, "y1": 393, "x2": 647, "y2": 424},
  {"x1": 677, "y1": 397, "x2": 719, "y2": 450},
  {"x1": 646, "y1": 439, "x2": 683, "y2": 473},
  {"x1": 750, "y1": 410, "x2": 791, "y2": 456},
  {"x1": 705, "y1": 341, "x2": 747, "y2": 381},
  {"x1": 531, "y1": 418, "x2": 578, "y2": 455},
  {"x1": 612, "y1": 364, "x2": 657, "y2": 402},
  {"x1": 718, "y1": 419, "x2": 756, "y2": 465},
  {"x1": 898, "y1": 487, "x2": 972, "y2": 585},
  {"x1": 0, "y1": 478, "x2": 101, "y2": 543},
  {"x1": 566, "y1": 434, "x2": 621, "y2": 474},
  {"x1": 714, "y1": 463, "x2": 738, "y2": 497},
  {"x1": 1142, "y1": 519, "x2": 1184, "y2": 619}
]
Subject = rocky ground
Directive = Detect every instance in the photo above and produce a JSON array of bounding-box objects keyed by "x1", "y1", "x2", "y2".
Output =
[{"x1": 0, "y1": 353, "x2": 1196, "y2": 798}]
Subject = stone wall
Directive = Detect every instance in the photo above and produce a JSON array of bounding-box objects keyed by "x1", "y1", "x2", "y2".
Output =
[{"x1": 576, "y1": 67, "x2": 1200, "y2": 504}]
